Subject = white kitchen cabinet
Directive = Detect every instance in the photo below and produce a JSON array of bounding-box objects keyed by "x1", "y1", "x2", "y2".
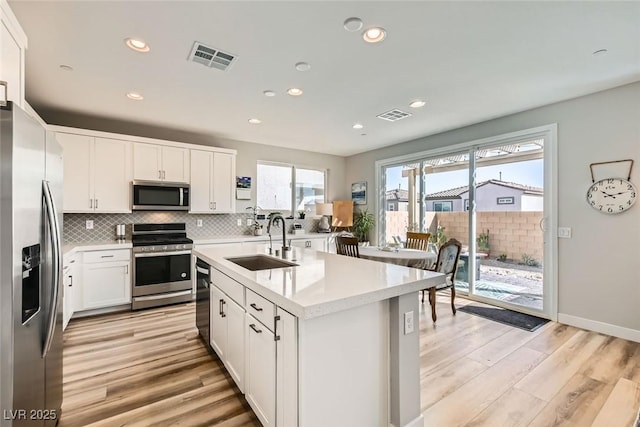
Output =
[
  {"x1": 291, "y1": 236, "x2": 327, "y2": 252},
  {"x1": 133, "y1": 143, "x2": 189, "y2": 183},
  {"x1": 245, "y1": 313, "x2": 276, "y2": 427},
  {"x1": 82, "y1": 249, "x2": 131, "y2": 310},
  {"x1": 210, "y1": 283, "x2": 245, "y2": 391},
  {"x1": 62, "y1": 253, "x2": 80, "y2": 330},
  {"x1": 276, "y1": 308, "x2": 298, "y2": 427},
  {"x1": 190, "y1": 149, "x2": 235, "y2": 213},
  {"x1": 56, "y1": 132, "x2": 132, "y2": 213},
  {"x1": 0, "y1": 0, "x2": 27, "y2": 107}
]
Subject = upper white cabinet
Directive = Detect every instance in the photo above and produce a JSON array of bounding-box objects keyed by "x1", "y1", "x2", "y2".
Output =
[
  {"x1": 133, "y1": 143, "x2": 189, "y2": 183},
  {"x1": 0, "y1": 0, "x2": 27, "y2": 107},
  {"x1": 56, "y1": 132, "x2": 132, "y2": 213},
  {"x1": 190, "y1": 150, "x2": 236, "y2": 213}
]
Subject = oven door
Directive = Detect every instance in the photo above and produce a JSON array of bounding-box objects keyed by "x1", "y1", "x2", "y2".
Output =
[{"x1": 133, "y1": 250, "x2": 192, "y2": 296}]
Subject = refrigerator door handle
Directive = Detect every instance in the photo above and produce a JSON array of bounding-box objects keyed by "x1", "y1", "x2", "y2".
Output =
[{"x1": 42, "y1": 180, "x2": 61, "y2": 358}]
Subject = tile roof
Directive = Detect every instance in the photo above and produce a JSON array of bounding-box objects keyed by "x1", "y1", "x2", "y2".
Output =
[{"x1": 425, "y1": 179, "x2": 543, "y2": 199}]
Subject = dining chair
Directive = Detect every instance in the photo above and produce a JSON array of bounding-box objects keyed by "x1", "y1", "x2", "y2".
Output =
[
  {"x1": 421, "y1": 238, "x2": 462, "y2": 322},
  {"x1": 405, "y1": 232, "x2": 431, "y2": 251},
  {"x1": 335, "y1": 236, "x2": 360, "y2": 258}
]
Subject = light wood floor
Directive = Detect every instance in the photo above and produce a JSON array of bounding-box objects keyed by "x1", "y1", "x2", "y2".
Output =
[{"x1": 61, "y1": 298, "x2": 640, "y2": 427}]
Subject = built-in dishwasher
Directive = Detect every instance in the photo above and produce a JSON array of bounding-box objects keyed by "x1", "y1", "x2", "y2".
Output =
[{"x1": 195, "y1": 258, "x2": 210, "y2": 344}]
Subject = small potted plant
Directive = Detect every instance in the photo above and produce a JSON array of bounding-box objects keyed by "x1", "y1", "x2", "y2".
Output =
[{"x1": 353, "y1": 209, "x2": 375, "y2": 245}]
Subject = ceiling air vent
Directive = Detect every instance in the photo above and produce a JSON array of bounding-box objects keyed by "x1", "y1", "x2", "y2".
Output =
[
  {"x1": 188, "y1": 41, "x2": 237, "y2": 71},
  {"x1": 377, "y1": 109, "x2": 412, "y2": 122}
]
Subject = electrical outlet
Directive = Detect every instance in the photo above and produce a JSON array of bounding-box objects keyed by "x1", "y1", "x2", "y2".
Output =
[
  {"x1": 237, "y1": 218, "x2": 242, "y2": 226},
  {"x1": 247, "y1": 218, "x2": 253, "y2": 226},
  {"x1": 196, "y1": 219, "x2": 203, "y2": 227},
  {"x1": 404, "y1": 311, "x2": 414, "y2": 335},
  {"x1": 85, "y1": 220, "x2": 94, "y2": 230},
  {"x1": 558, "y1": 227, "x2": 572, "y2": 238}
]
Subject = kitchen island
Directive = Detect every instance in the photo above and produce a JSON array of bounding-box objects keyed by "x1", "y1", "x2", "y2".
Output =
[{"x1": 193, "y1": 244, "x2": 445, "y2": 427}]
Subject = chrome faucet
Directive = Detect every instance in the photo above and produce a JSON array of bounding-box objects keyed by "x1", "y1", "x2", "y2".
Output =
[{"x1": 267, "y1": 213, "x2": 290, "y2": 258}]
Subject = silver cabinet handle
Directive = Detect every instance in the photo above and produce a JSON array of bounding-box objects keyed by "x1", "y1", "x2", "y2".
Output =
[
  {"x1": 125, "y1": 265, "x2": 129, "y2": 274},
  {"x1": 90, "y1": 199, "x2": 93, "y2": 209},
  {"x1": 68, "y1": 275, "x2": 73, "y2": 287},
  {"x1": 101, "y1": 255, "x2": 114, "y2": 258},
  {"x1": 213, "y1": 201, "x2": 216, "y2": 210},
  {"x1": 158, "y1": 170, "x2": 162, "y2": 179},
  {"x1": 219, "y1": 299, "x2": 224, "y2": 316},
  {"x1": 249, "y1": 323, "x2": 262, "y2": 334},
  {"x1": 209, "y1": 202, "x2": 213, "y2": 210},
  {"x1": 162, "y1": 170, "x2": 166, "y2": 180},
  {"x1": 274, "y1": 315, "x2": 281, "y2": 341},
  {"x1": 250, "y1": 303, "x2": 263, "y2": 312},
  {"x1": 95, "y1": 199, "x2": 98, "y2": 209}
]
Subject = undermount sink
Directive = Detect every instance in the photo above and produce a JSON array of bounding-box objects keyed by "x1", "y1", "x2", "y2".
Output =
[{"x1": 226, "y1": 255, "x2": 298, "y2": 271}]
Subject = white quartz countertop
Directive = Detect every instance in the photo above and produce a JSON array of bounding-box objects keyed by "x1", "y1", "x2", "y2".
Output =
[
  {"x1": 193, "y1": 232, "x2": 330, "y2": 246},
  {"x1": 193, "y1": 244, "x2": 444, "y2": 320},
  {"x1": 63, "y1": 240, "x2": 132, "y2": 258}
]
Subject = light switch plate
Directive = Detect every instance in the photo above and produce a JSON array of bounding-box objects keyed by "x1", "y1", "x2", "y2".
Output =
[
  {"x1": 247, "y1": 219, "x2": 253, "y2": 226},
  {"x1": 558, "y1": 227, "x2": 571, "y2": 238},
  {"x1": 196, "y1": 219, "x2": 203, "y2": 227},
  {"x1": 85, "y1": 220, "x2": 94, "y2": 230},
  {"x1": 237, "y1": 219, "x2": 242, "y2": 226},
  {"x1": 404, "y1": 311, "x2": 414, "y2": 335}
]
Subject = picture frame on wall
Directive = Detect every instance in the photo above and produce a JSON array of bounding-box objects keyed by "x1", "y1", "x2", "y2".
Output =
[{"x1": 351, "y1": 181, "x2": 367, "y2": 205}]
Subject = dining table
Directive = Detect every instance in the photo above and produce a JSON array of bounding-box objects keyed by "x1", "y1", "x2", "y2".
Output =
[{"x1": 358, "y1": 246, "x2": 437, "y2": 269}]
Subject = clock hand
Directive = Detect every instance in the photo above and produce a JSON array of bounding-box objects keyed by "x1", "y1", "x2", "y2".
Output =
[{"x1": 601, "y1": 191, "x2": 616, "y2": 198}]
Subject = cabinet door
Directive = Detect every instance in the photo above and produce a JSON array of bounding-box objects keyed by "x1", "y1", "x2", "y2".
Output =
[
  {"x1": 0, "y1": 22, "x2": 22, "y2": 105},
  {"x1": 245, "y1": 314, "x2": 276, "y2": 427},
  {"x1": 82, "y1": 261, "x2": 131, "y2": 309},
  {"x1": 62, "y1": 266, "x2": 73, "y2": 330},
  {"x1": 161, "y1": 146, "x2": 190, "y2": 183},
  {"x1": 210, "y1": 285, "x2": 227, "y2": 359},
  {"x1": 93, "y1": 138, "x2": 131, "y2": 212},
  {"x1": 225, "y1": 298, "x2": 245, "y2": 392},
  {"x1": 211, "y1": 152, "x2": 235, "y2": 213},
  {"x1": 308, "y1": 237, "x2": 327, "y2": 252},
  {"x1": 133, "y1": 143, "x2": 162, "y2": 181},
  {"x1": 189, "y1": 150, "x2": 212, "y2": 213},
  {"x1": 276, "y1": 308, "x2": 298, "y2": 427},
  {"x1": 56, "y1": 133, "x2": 94, "y2": 212}
]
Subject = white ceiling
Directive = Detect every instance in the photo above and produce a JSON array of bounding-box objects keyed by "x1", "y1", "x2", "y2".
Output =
[{"x1": 9, "y1": 1, "x2": 640, "y2": 157}]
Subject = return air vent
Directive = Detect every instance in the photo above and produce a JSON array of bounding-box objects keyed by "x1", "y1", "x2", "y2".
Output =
[
  {"x1": 188, "y1": 41, "x2": 237, "y2": 71},
  {"x1": 377, "y1": 109, "x2": 412, "y2": 122}
]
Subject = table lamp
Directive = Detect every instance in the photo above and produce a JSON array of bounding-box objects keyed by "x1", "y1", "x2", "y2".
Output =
[{"x1": 316, "y1": 203, "x2": 333, "y2": 233}]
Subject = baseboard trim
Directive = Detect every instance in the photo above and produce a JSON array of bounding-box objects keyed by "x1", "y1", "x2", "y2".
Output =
[
  {"x1": 389, "y1": 414, "x2": 424, "y2": 427},
  {"x1": 558, "y1": 313, "x2": 640, "y2": 343}
]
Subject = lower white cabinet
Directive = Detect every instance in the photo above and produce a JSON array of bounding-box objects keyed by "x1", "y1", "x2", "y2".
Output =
[
  {"x1": 245, "y1": 313, "x2": 276, "y2": 427},
  {"x1": 82, "y1": 249, "x2": 131, "y2": 310},
  {"x1": 210, "y1": 284, "x2": 245, "y2": 390},
  {"x1": 290, "y1": 237, "x2": 327, "y2": 252},
  {"x1": 62, "y1": 253, "x2": 80, "y2": 330}
]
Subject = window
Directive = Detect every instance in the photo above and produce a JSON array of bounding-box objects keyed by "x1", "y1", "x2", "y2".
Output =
[
  {"x1": 433, "y1": 201, "x2": 452, "y2": 212},
  {"x1": 257, "y1": 162, "x2": 326, "y2": 214},
  {"x1": 497, "y1": 196, "x2": 514, "y2": 205}
]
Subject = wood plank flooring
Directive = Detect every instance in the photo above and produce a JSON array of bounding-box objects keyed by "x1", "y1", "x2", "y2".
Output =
[{"x1": 60, "y1": 298, "x2": 640, "y2": 426}]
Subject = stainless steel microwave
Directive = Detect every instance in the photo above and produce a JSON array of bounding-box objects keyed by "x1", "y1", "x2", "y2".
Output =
[{"x1": 132, "y1": 181, "x2": 190, "y2": 211}]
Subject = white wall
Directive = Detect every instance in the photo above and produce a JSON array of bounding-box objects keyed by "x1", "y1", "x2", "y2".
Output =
[
  {"x1": 345, "y1": 82, "x2": 640, "y2": 339},
  {"x1": 521, "y1": 194, "x2": 543, "y2": 211}
]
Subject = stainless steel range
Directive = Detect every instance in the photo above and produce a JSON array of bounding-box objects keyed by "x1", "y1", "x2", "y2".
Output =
[{"x1": 131, "y1": 223, "x2": 193, "y2": 310}]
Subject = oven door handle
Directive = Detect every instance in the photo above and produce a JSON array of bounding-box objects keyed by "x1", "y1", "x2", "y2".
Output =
[
  {"x1": 195, "y1": 266, "x2": 209, "y2": 275},
  {"x1": 134, "y1": 250, "x2": 192, "y2": 258}
]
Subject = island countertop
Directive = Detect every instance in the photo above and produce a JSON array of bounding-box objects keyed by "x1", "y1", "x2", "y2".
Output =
[{"x1": 193, "y1": 244, "x2": 445, "y2": 320}]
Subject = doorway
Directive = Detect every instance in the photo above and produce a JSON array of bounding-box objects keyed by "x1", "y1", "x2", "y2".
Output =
[{"x1": 376, "y1": 125, "x2": 557, "y2": 319}]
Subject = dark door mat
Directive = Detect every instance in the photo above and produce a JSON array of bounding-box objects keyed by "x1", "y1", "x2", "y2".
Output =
[{"x1": 457, "y1": 304, "x2": 549, "y2": 332}]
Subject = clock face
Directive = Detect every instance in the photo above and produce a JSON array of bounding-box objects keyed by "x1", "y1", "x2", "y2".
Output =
[{"x1": 586, "y1": 178, "x2": 637, "y2": 214}]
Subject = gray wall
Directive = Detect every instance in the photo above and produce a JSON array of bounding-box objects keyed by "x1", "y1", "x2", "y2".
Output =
[{"x1": 345, "y1": 81, "x2": 640, "y2": 335}]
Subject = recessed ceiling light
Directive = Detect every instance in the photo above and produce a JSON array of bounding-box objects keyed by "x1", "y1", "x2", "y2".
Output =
[
  {"x1": 248, "y1": 118, "x2": 262, "y2": 124},
  {"x1": 295, "y1": 62, "x2": 311, "y2": 72},
  {"x1": 126, "y1": 91, "x2": 144, "y2": 101},
  {"x1": 59, "y1": 65, "x2": 73, "y2": 71},
  {"x1": 263, "y1": 90, "x2": 276, "y2": 97},
  {"x1": 362, "y1": 27, "x2": 386, "y2": 43},
  {"x1": 343, "y1": 17, "x2": 363, "y2": 32},
  {"x1": 592, "y1": 49, "x2": 608, "y2": 57},
  {"x1": 352, "y1": 123, "x2": 364, "y2": 130},
  {"x1": 287, "y1": 88, "x2": 303, "y2": 96},
  {"x1": 125, "y1": 38, "x2": 150, "y2": 53},
  {"x1": 409, "y1": 100, "x2": 426, "y2": 108}
]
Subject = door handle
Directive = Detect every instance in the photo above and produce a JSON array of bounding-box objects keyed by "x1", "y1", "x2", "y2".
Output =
[{"x1": 42, "y1": 180, "x2": 61, "y2": 358}]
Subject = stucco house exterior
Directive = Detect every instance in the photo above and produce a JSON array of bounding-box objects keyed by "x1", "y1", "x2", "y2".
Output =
[{"x1": 425, "y1": 179, "x2": 543, "y2": 212}]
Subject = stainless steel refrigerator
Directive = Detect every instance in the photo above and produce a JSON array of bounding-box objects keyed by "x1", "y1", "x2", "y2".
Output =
[{"x1": 0, "y1": 102, "x2": 63, "y2": 426}]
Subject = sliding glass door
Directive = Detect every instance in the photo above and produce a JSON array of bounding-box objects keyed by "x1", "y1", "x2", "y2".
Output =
[{"x1": 376, "y1": 126, "x2": 556, "y2": 319}]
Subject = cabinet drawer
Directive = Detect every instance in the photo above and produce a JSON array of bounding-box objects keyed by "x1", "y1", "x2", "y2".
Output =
[
  {"x1": 246, "y1": 289, "x2": 276, "y2": 331},
  {"x1": 212, "y1": 269, "x2": 244, "y2": 306},
  {"x1": 83, "y1": 249, "x2": 130, "y2": 264}
]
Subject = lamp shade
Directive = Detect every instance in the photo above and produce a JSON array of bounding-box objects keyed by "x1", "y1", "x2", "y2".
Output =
[{"x1": 316, "y1": 203, "x2": 333, "y2": 216}]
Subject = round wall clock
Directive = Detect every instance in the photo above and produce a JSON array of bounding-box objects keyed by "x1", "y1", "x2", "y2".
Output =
[{"x1": 586, "y1": 178, "x2": 637, "y2": 214}]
